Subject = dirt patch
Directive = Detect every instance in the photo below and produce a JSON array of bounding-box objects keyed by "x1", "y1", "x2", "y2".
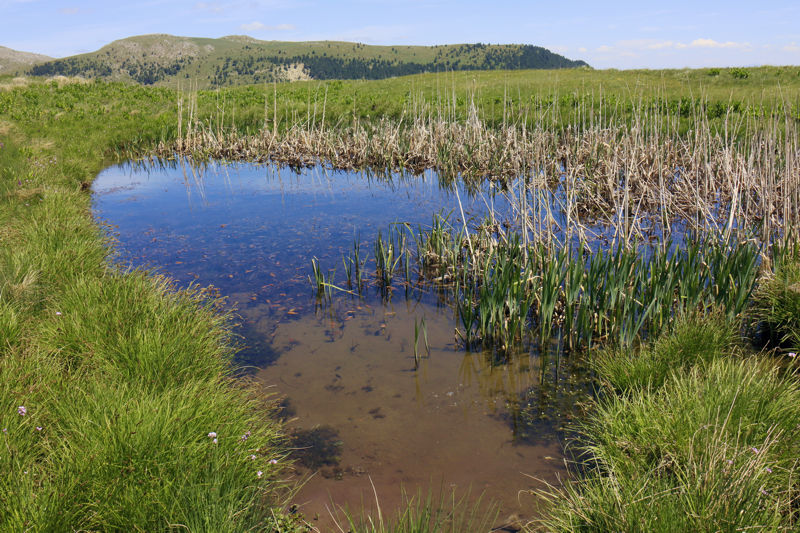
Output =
[
  {"x1": 5, "y1": 187, "x2": 45, "y2": 202},
  {"x1": 0, "y1": 77, "x2": 30, "y2": 91},
  {"x1": 280, "y1": 63, "x2": 312, "y2": 82},
  {"x1": 30, "y1": 139, "x2": 55, "y2": 151}
]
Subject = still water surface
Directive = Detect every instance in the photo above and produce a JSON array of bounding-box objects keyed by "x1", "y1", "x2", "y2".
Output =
[{"x1": 92, "y1": 159, "x2": 590, "y2": 529}]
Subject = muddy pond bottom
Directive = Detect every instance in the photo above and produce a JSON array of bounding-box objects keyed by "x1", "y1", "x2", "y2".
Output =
[
  {"x1": 252, "y1": 300, "x2": 574, "y2": 529},
  {"x1": 92, "y1": 160, "x2": 591, "y2": 530}
]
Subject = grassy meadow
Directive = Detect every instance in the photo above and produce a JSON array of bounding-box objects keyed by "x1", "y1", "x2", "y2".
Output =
[{"x1": 0, "y1": 66, "x2": 799, "y2": 531}]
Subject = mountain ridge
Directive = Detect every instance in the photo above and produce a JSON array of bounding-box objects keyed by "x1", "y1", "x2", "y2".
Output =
[
  {"x1": 0, "y1": 46, "x2": 52, "y2": 74},
  {"x1": 22, "y1": 34, "x2": 589, "y2": 87}
]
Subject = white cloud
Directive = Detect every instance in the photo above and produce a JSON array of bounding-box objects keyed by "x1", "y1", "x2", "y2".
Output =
[
  {"x1": 239, "y1": 21, "x2": 295, "y2": 32},
  {"x1": 579, "y1": 37, "x2": 770, "y2": 70},
  {"x1": 322, "y1": 24, "x2": 413, "y2": 44},
  {"x1": 597, "y1": 38, "x2": 752, "y2": 55},
  {"x1": 688, "y1": 38, "x2": 749, "y2": 49},
  {"x1": 783, "y1": 42, "x2": 800, "y2": 52},
  {"x1": 194, "y1": 1, "x2": 227, "y2": 13},
  {"x1": 59, "y1": 7, "x2": 79, "y2": 15},
  {"x1": 647, "y1": 41, "x2": 674, "y2": 50}
]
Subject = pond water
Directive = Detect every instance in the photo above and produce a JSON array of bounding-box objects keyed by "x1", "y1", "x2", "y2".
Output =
[{"x1": 92, "y1": 159, "x2": 592, "y2": 530}]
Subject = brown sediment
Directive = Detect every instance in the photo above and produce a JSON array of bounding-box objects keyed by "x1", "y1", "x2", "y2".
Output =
[{"x1": 254, "y1": 302, "x2": 575, "y2": 530}]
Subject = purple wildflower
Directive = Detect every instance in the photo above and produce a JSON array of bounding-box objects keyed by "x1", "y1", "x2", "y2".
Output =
[
  {"x1": 35, "y1": 426, "x2": 42, "y2": 431},
  {"x1": 751, "y1": 447, "x2": 760, "y2": 454},
  {"x1": 765, "y1": 467, "x2": 773, "y2": 473},
  {"x1": 241, "y1": 431, "x2": 251, "y2": 441},
  {"x1": 207, "y1": 431, "x2": 217, "y2": 439},
  {"x1": 257, "y1": 471, "x2": 263, "y2": 478},
  {"x1": 17, "y1": 406, "x2": 26, "y2": 416}
]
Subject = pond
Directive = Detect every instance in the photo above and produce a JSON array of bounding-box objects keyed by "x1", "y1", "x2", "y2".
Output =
[{"x1": 92, "y1": 159, "x2": 592, "y2": 529}]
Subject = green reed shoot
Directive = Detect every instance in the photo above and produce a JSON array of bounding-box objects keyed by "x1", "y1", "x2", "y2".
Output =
[
  {"x1": 310, "y1": 257, "x2": 325, "y2": 296},
  {"x1": 413, "y1": 316, "x2": 429, "y2": 369}
]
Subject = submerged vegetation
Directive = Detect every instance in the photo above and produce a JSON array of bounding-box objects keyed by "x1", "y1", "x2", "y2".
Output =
[{"x1": 1, "y1": 66, "x2": 800, "y2": 530}]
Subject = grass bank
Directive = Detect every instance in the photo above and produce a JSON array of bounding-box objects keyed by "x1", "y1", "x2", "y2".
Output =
[
  {"x1": 536, "y1": 298, "x2": 800, "y2": 530},
  {"x1": 0, "y1": 81, "x2": 299, "y2": 530}
]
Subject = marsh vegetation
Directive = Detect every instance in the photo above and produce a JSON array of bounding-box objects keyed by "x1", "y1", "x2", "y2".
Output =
[{"x1": 2, "y1": 68, "x2": 800, "y2": 530}]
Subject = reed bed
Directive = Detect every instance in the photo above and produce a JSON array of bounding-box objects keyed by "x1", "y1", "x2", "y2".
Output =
[
  {"x1": 156, "y1": 90, "x2": 800, "y2": 242},
  {"x1": 317, "y1": 214, "x2": 761, "y2": 354}
]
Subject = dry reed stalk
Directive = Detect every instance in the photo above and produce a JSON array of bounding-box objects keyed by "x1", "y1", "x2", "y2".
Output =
[{"x1": 155, "y1": 90, "x2": 799, "y2": 245}]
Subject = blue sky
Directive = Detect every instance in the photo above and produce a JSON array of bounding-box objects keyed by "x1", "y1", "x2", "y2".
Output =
[{"x1": 1, "y1": 0, "x2": 799, "y2": 69}]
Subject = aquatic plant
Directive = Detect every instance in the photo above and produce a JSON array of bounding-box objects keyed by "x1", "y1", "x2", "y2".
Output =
[
  {"x1": 332, "y1": 485, "x2": 500, "y2": 533},
  {"x1": 368, "y1": 214, "x2": 761, "y2": 354},
  {"x1": 413, "y1": 316, "x2": 430, "y2": 369}
]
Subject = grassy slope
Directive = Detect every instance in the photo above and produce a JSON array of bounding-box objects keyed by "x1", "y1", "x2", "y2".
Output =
[{"x1": 0, "y1": 46, "x2": 51, "y2": 74}]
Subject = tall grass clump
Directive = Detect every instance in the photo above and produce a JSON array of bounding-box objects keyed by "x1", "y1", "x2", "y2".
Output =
[
  {"x1": 593, "y1": 312, "x2": 741, "y2": 393},
  {"x1": 333, "y1": 486, "x2": 499, "y2": 533},
  {"x1": 0, "y1": 269, "x2": 294, "y2": 531},
  {"x1": 538, "y1": 356, "x2": 800, "y2": 531},
  {"x1": 750, "y1": 249, "x2": 800, "y2": 351}
]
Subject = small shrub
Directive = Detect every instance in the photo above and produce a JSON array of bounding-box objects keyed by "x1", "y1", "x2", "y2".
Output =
[
  {"x1": 730, "y1": 67, "x2": 750, "y2": 80},
  {"x1": 707, "y1": 68, "x2": 720, "y2": 77}
]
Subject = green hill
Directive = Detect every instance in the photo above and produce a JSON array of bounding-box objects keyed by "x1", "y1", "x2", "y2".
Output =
[
  {"x1": 0, "y1": 45, "x2": 51, "y2": 74},
  {"x1": 26, "y1": 34, "x2": 588, "y2": 87}
]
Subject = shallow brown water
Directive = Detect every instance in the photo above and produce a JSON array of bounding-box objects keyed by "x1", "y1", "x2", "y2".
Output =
[{"x1": 248, "y1": 300, "x2": 573, "y2": 530}]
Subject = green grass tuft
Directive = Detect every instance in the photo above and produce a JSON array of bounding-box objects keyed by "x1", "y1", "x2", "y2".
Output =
[
  {"x1": 593, "y1": 312, "x2": 740, "y2": 393},
  {"x1": 334, "y1": 486, "x2": 499, "y2": 533},
  {"x1": 538, "y1": 356, "x2": 800, "y2": 531},
  {"x1": 750, "y1": 258, "x2": 800, "y2": 351}
]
